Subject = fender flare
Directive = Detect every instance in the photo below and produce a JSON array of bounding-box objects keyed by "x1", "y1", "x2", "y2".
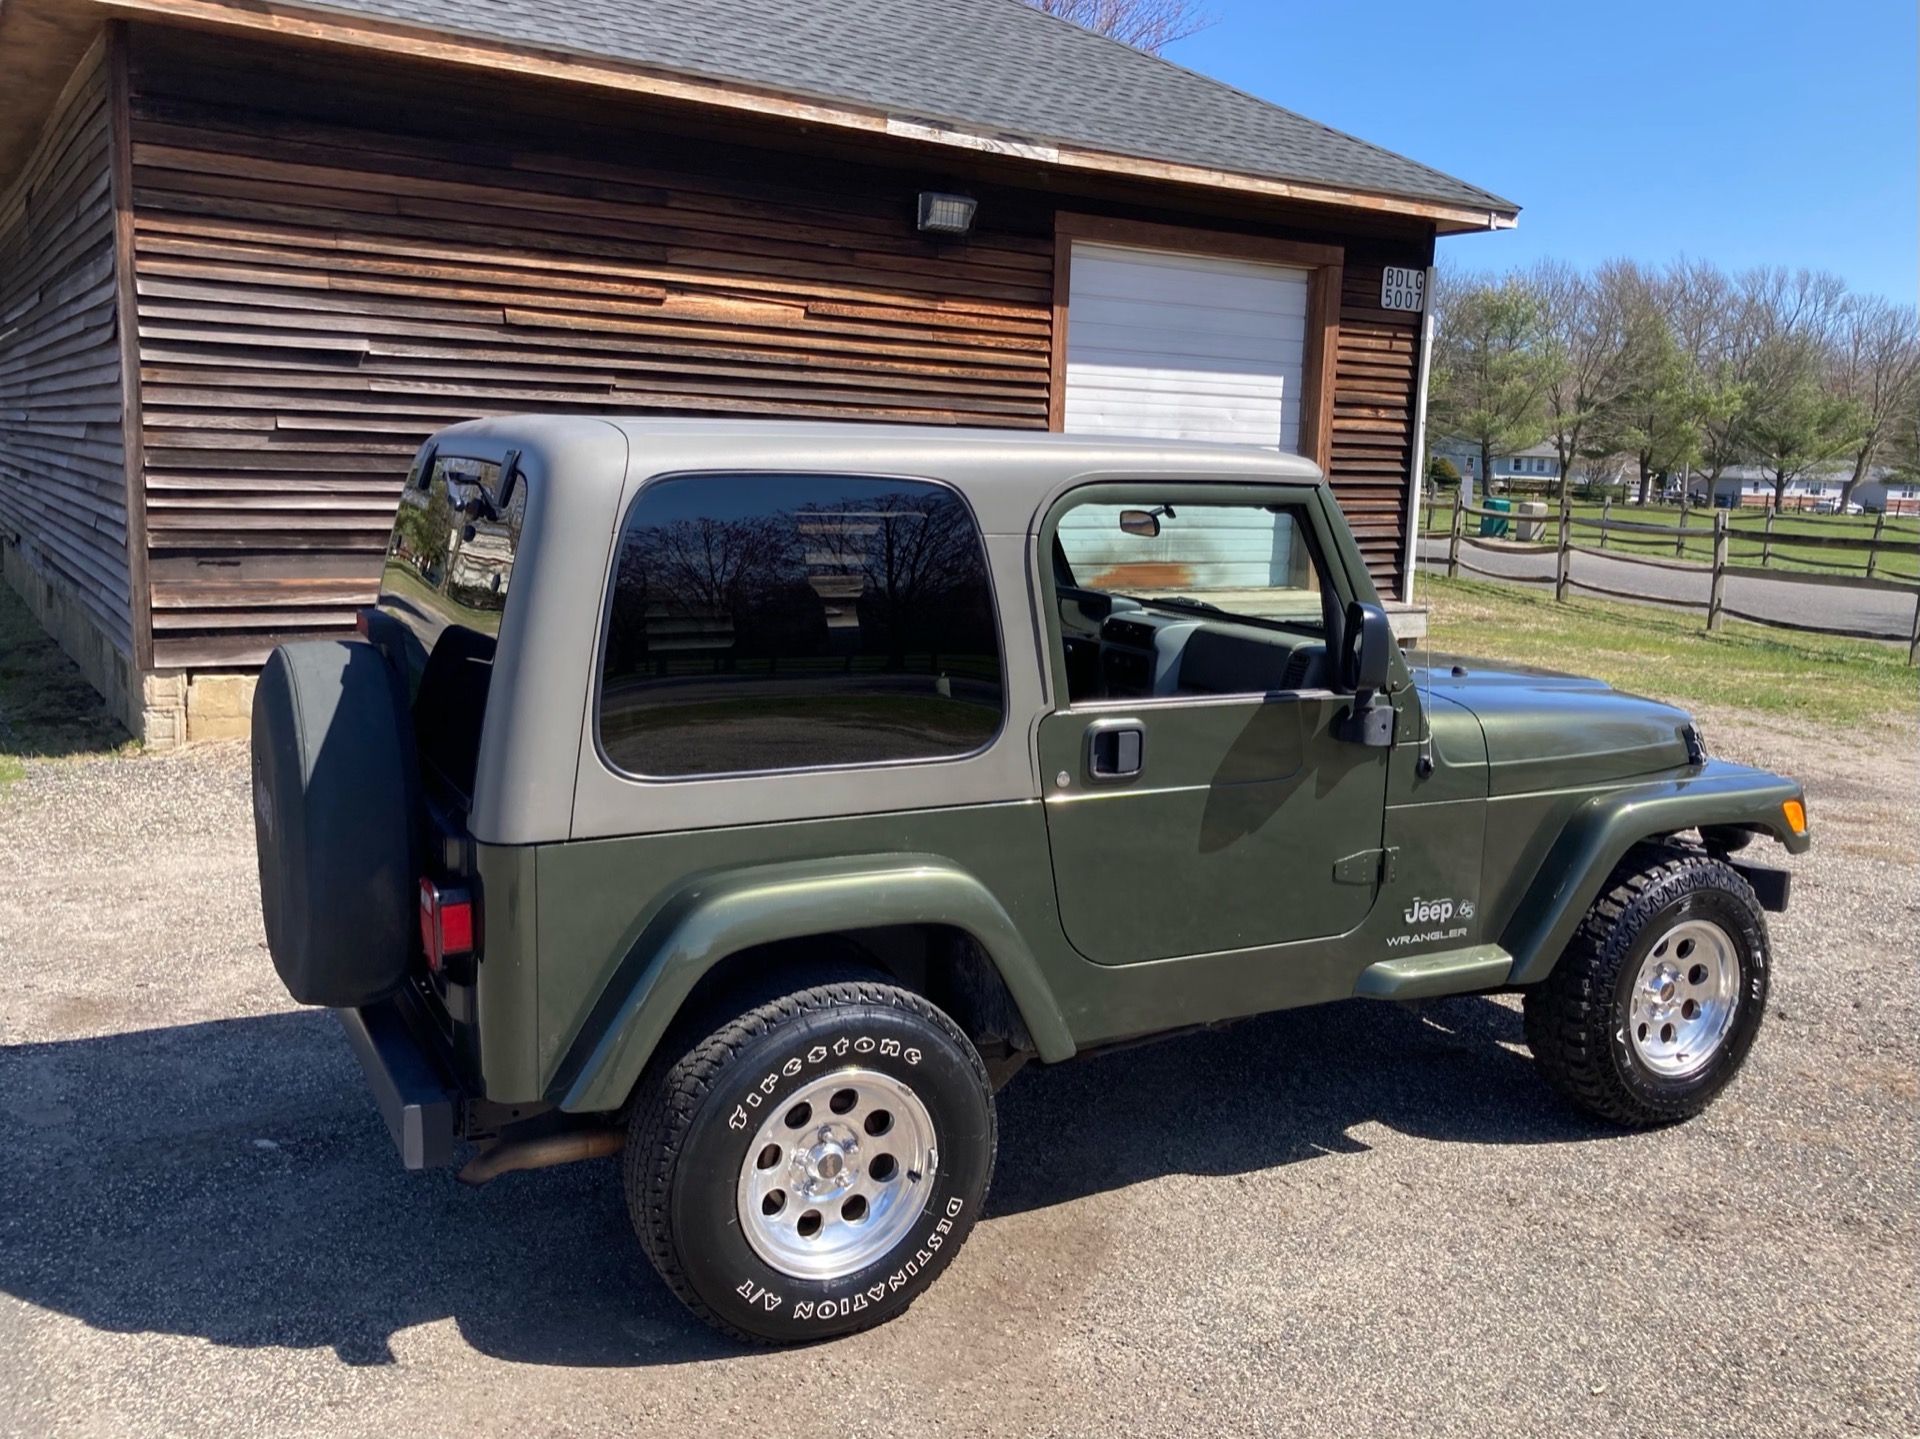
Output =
[
  {"x1": 1501, "y1": 761, "x2": 1808, "y2": 987},
  {"x1": 549, "y1": 853, "x2": 1076, "y2": 1113}
]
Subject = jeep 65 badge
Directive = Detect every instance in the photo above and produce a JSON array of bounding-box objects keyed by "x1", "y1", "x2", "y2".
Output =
[{"x1": 1388, "y1": 896, "x2": 1477, "y2": 949}]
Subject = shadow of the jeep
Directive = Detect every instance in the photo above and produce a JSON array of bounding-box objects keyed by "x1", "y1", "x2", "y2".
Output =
[{"x1": 0, "y1": 995, "x2": 1600, "y2": 1367}]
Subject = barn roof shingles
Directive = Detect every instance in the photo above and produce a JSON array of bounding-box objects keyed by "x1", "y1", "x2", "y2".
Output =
[{"x1": 288, "y1": 0, "x2": 1517, "y2": 215}]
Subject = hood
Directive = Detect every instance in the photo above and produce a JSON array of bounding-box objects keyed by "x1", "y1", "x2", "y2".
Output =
[{"x1": 1415, "y1": 661, "x2": 1696, "y2": 797}]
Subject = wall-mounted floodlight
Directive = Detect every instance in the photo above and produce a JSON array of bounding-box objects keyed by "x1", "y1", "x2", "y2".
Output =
[{"x1": 917, "y1": 192, "x2": 977, "y2": 236}]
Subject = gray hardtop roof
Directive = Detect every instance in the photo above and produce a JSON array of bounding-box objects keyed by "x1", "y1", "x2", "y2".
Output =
[
  {"x1": 429, "y1": 416, "x2": 1327, "y2": 535},
  {"x1": 278, "y1": 0, "x2": 1514, "y2": 216},
  {"x1": 428, "y1": 416, "x2": 1327, "y2": 537},
  {"x1": 437, "y1": 415, "x2": 1322, "y2": 477}
]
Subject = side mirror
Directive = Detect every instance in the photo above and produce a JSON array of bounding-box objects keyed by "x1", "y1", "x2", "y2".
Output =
[
  {"x1": 1118, "y1": 509, "x2": 1161, "y2": 538},
  {"x1": 1335, "y1": 601, "x2": 1395, "y2": 747},
  {"x1": 1339, "y1": 600, "x2": 1393, "y2": 699}
]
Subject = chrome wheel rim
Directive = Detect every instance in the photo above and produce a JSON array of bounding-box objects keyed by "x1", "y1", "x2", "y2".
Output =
[
  {"x1": 1627, "y1": 919, "x2": 1740, "y2": 1079},
  {"x1": 735, "y1": 1067, "x2": 937, "y2": 1281}
]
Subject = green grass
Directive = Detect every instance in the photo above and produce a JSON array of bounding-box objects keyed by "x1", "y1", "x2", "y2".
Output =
[
  {"x1": 0, "y1": 580, "x2": 134, "y2": 790},
  {"x1": 378, "y1": 559, "x2": 504, "y2": 636},
  {"x1": 1420, "y1": 497, "x2": 1920, "y2": 583},
  {"x1": 1414, "y1": 574, "x2": 1919, "y2": 731}
]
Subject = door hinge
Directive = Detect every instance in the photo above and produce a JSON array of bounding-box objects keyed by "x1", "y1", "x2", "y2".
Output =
[{"x1": 1333, "y1": 847, "x2": 1398, "y2": 885}]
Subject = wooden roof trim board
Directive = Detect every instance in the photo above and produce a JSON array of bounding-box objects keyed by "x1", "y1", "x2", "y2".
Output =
[
  {"x1": 1055, "y1": 213, "x2": 1344, "y2": 270},
  {"x1": 49, "y1": 0, "x2": 1518, "y2": 233}
]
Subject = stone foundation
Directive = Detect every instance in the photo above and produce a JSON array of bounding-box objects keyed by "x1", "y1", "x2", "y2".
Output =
[
  {"x1": 140, "y1": 672, "x2": 187, "y2": 750},
  {"x1": 184, "y1": 671, "x2": 258, "y2": 742},
  {"x1": 135, "y1": 670, "x2": 259, "y2": 746}
]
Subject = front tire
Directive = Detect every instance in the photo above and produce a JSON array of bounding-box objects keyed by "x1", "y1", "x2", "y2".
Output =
[
  {"x1": 1524, "y1": 846, "x2": 1770, "y2": 1127},
  {"x1": 624, "y1": 976, "x2": 995, "y2": 1343}
]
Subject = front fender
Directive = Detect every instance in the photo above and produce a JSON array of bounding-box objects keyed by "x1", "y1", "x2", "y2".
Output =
[
  {"x1": 550, "y1": 853, "x2": 1075, "y2": 1113},
  {"x1": 1502, "y1": 761, "x2": 1808, "y2": 986}
]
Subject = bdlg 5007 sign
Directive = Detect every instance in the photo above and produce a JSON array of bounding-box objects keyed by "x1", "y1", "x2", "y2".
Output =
[{"x1": 1380, "y1": 266, "x2": 1426, "y2": 312}]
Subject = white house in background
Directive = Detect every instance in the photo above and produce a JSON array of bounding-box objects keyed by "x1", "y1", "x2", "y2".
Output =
[
  {"x1": 1702, "y1": 466, "x2": 1919, "y2": 514},
  {"x1": 1430, "y1": 438, "x2": 1562, "y2": 489},
  {"x1": 1859, "y1": 474, "x2": 1920, "y2": 515},
  {"x1": 1422, "y1": 442, "x2": 1918, "y2": 513}
]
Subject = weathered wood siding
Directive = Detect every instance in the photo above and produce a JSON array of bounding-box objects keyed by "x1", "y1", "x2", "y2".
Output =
[
  {"x1": 1328, "y1": 257, "x2": 1425, "y2": 592},
  {"x1": 0, "y1": 43, "x2": 131, "y2": 657},
  {"x1": 126, "y1": 30, "x2": 1055, "y2": 666},
  {"x1": 116, "y1": 28, "x2": 1428, "y2": 665}
]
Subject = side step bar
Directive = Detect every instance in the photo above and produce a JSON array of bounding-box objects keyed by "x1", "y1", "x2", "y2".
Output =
[
  {"x1": 1353, "y1": 944, "x2": 1515, "y2": 1002},
  {"x1": 336, "y1": 1000, "x2": 459, "y2": 1169}
]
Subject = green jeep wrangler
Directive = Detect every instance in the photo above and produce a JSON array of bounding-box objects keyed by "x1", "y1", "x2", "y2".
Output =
[{"x1": 251, "y1": 418, "x2": 1808, "y2": 1344}]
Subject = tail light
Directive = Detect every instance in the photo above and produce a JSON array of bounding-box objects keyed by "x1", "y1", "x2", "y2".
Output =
[{"x1": 418, "y1": 878, "x2": 474, "y2": 972}]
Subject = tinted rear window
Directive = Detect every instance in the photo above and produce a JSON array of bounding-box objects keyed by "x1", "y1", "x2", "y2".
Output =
[
  {"x1": 381, "y1": 454, "x2": 525, "y2": 651},
  {"x1": 379, "y1": 453, "x2": 525, "y2": 798},
  {"x1": 599, "y1": 473, "x2": 1004, "y2": 778}
]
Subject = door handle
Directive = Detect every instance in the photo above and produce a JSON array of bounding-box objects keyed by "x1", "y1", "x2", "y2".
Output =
[{"x1": 1085, "y1": 719, "x2": 1144, "y2": 781}]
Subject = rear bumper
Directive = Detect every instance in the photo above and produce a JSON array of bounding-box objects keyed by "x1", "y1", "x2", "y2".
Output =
[{"x1": 336, "y1": 998, "x2": 460, "y2": 1169}]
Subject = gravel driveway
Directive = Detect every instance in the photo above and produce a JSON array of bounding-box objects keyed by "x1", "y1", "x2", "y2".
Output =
[
  {"x1": 1, "y1": 716, "x2": 1914, "y2": 1439},
  {"x1": 1418, "y1": 537, "x2": 1918, "y2": 641}
]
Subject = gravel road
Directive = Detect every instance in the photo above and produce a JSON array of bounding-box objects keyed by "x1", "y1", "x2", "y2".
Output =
[
  {"x1": 1417, "y1": 537, "x2": 1918, "y2": 640},
  {"x1": 1, "y1": 718, "x2": 1914, "y2": 1439}
]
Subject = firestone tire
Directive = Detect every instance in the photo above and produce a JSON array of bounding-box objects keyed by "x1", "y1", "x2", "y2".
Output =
[
  {"x1": 623, "y1": 978, "x2": 996, "y2": 1344},
  {"x1": 1523, "y1": 845, "x2": 1770, "y2": 1128}
]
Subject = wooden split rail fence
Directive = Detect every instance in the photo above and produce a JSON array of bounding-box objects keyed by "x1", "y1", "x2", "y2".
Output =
[{"x1": 1429, "y1": 493, "x2": 1920, "y2": 664}]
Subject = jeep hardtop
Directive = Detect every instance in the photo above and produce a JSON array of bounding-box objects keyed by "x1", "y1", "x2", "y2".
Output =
[{"x1": 251, "y1": 417, "x2": 1808, "y2": 1343}]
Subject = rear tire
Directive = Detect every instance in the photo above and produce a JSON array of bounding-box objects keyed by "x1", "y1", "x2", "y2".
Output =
[
  {"x1": 624, "y1": 976, "x2": 995, "y2": 1344},
  {"x1": 1524, "y1": 845, "x2": 1770, "y2": 1127}
]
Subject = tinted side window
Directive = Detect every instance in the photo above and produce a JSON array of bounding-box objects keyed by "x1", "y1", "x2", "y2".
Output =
[
  {"x1": 1056, "y1": 502, "x2": 1325, "y2": 630},
  {"x1": 1052, "y1": 500, "x2": 1333, "y2": 704},
  {"x1": 600, "y1": 473, "x2": 1004, "y2": 778}
]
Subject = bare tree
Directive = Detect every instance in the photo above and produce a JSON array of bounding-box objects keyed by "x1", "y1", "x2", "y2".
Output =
[
  {"x1": 1022, "y1": 0, "x2": 1212, "y2": 53},
  {"x1": 1738, "y1": 269, "x2": 1863, "y2": 507},
  {"x1": 1744, "y1": 337, "x2": 1864, "y2": 508},
  {"x1": 1533, "y1": 259, "x2": 1649, "y2": 505},
  {"x1": 1601, "y1": 279, "x2": 1708, "y2": 506},
  {"x1": 1662, "y1": 260, "x2": 1749, "y2": 499},
  {"x1": 1743, "y1": 266, "x2": 1850, "y2": 348},
  {"x1": 1830, "y1": 295, "x2": 1920, "y2": 507}
]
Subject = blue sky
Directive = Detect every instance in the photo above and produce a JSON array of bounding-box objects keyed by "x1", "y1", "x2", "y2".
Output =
[{"x1": 1162, "y1": 0, "x2": 1918, "y2": 305}]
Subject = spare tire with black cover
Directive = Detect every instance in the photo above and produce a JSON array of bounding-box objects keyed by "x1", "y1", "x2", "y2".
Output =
[{"x1": 251, "y1": 639, "x2": 421, "y2": 1007}]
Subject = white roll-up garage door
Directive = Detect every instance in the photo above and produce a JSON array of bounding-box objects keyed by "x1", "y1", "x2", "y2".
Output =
[{"x1": 1062, "y1": 241, "x2": 1310, "y2": 452}]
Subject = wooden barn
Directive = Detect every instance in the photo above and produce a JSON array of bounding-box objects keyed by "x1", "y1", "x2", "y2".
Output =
[{"x1": 0, "y1": 0, "x2": 1516, "y2": 743}]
